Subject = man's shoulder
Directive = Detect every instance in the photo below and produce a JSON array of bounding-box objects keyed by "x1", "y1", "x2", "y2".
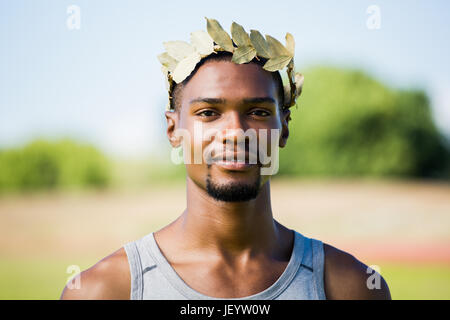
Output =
[
  {"x1": 322, "y1": 242, "x2": 391, "y2": 300},
  {"x1": 60, "y1": 247, "x2": 131, "y2": 300}
]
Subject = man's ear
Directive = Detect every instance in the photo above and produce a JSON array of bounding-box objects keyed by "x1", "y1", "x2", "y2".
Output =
[
  {"x1": 165, "y1": 110, "x2": 180, "y2": 147},
  {"x1": 279, "y1": 108, "x2": 290, "y2": 148}
]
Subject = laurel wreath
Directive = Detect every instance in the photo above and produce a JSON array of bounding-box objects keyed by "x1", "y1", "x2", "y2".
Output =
[{"x1": 158, "y1": 18, "x2": 304, "y2": 110}]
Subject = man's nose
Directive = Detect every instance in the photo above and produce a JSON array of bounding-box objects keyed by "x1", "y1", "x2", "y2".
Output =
[{"x1": 220, "y1": 111, "x2": 248, "y2": 145}]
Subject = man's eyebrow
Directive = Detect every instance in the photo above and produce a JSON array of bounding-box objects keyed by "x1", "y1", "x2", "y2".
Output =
[
  {"x1": 189, "y1": 97, "x2": 276, "y2": 105},
  {"x1": 189, "y1": 98, "x2": 226, "y2": 105},
  {"x1": 242, "y1": 97, "x2": 276, "y2": 105}
]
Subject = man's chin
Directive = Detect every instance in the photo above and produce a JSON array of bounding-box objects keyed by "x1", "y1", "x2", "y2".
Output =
[{"x1": 206, "y1": 178, "x2": 261, "y2": 202}]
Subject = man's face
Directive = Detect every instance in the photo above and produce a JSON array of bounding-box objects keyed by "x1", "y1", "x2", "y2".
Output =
[{"x1": 166, "y1": 59, "x2": 289, "y2": 202}]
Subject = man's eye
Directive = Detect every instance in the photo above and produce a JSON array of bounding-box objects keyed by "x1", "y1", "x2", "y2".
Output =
[
  {"x1": 197, "y1": 110, "x2": 218, "y2": 117},
  {"x1": 249, "y1": 109, "x2": 271, "y2": 117}
]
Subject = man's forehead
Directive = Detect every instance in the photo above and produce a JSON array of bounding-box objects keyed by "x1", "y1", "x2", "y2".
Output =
[{"x1": 181, "y1": 60, "x2": 278, "y2": 102}]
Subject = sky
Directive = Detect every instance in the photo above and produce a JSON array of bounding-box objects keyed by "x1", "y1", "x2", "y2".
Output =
[{"x1": 1, "y1": 0, "x2": 449, "y2": 158}]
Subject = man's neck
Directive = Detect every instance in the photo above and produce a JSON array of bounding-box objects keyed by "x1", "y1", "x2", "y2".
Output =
[{"x1": 174, "y1": 177, "x2": 281, "y2": 257}]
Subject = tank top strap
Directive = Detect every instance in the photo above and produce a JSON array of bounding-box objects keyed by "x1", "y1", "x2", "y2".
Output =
[
  {"x1": 123, "y1": 241, "x2": 143, "y2": 300},
  {"x1": 311, "y1": 238, "x2": 326, "y2": 299},
  {"x1": 300, "y1": 236, "x2": 314, "y2": 272},
  {"x1": 295, "y1": 235, "x2": 326, "y2": 299},
  {"x1": 123, "y1": 232, "x2": 159, "y2": 300}
]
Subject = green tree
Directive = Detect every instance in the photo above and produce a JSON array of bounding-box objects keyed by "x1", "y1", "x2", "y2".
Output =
[
  {"x1": 279, "y1": 66, "x2": 449, "y2": 179},
  {"x1": 0, "y1": 139, "x2": 111, "y2": 192}
]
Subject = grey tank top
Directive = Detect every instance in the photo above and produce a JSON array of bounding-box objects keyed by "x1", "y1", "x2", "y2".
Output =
[{"x1": 123, "y1": 230, "x2": 326, "y2": 300}]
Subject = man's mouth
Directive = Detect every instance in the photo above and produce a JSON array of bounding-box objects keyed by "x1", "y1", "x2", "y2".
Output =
[{"x1": 210, "y1": 153, "x2": 258, "y2": 171}]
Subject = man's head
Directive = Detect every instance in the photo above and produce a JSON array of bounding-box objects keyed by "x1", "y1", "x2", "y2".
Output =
[{"x1": 165, "y1": 52, "x2": 291, "y2": 202}]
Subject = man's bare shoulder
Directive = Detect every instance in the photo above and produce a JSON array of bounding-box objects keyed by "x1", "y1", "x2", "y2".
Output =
[
  {"x1": 60, "y1": 247, "x2": 131, "y2": 300},
  {"x1": 323, "y1": 242, "x2": 391, "y2": 300}
]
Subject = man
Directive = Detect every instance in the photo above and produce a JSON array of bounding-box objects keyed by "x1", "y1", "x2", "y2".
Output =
[{"x1": 61, "y1": 19, "x2": 391, "y2": 300}]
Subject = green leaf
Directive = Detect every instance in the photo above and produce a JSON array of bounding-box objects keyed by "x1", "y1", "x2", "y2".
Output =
[
  {"x1": 206, "y1": 17, "x2": 234, "y2": 52},
  {"x1": 266, "y1": 35, "x2": 291, "y2": 58},
  {"x1": 163, "y1": 41, "x2": 196, "y2": 61},
  {"x1": 285, "y1": 32, "x2": 295, "y2": 56},
  {"x1": 190, "y1": 30, "x2": 214, "y2": 57},
  {"x1": 157, "y1": 52, "x2": 178, "y2": 72},
  {"x1": 231, "y1": 45, "x2": 256, "y2": 64},
  {"x1": 172, "y1": 52, "x2": 201, "y2": 83},
  {"x1": 262, "y1": 55, "x2": 292, "y2": 72},
  {"x1": 250, "y1": 30, "x2": 271, "y2": 59},
  {"x1": 231, "y1": 22, "x2": 251, "y2": 47}
]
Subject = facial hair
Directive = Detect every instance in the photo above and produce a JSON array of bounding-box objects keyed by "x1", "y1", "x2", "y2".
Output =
[{"x1": 205, "y1": 164, "x2": 261, "y2": 202}]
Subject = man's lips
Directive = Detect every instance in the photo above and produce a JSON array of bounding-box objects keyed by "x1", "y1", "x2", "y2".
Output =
[
  {"x1": 213, "y1": 160, "x2": 256, "y2": 171},
  {"x1": 210, "y1": 152, "x2": 259, "y2": 171}
]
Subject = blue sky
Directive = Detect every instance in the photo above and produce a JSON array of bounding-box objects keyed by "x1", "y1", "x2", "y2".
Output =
[{"x1": 1, "y1": 0, "x2": 449, "y2": 157}]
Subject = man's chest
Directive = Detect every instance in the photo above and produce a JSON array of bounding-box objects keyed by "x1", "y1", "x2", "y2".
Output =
[{"x1": 169, "y1": 259, "x2": 290, "y2": 298}]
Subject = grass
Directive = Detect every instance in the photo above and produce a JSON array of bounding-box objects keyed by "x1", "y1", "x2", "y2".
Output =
[
  {"x1": 378, "y1": 262, "x2": 450, "y2": 300},
  {"x1": 0, "y1": 257, "x2": 95, "y2": 300},
  {"x1": 0, "y1": 258, "x2": 448, "y2": 299}
]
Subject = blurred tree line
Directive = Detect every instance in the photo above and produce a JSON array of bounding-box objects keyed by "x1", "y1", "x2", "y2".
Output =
[
  {"x1": 0, "y1": 139, "x2": 110, "y2": 193},
  {"x1": 279, "y1": 66, "x2": 450, "y2": 179}
]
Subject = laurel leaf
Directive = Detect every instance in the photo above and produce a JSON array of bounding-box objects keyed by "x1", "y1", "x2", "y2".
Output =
[
  {"x1": 266, "y1": 35, "x2": 291, "y2": 58},
  {"x1": 249, "y1": 30, "x2": 271, "y2": 59},
  {"x1": 190, "y1": 30, "x2": 214, "y2": 57},
  {"x1": 283, "y1": 83, "x2": 291, "y2": 107},
  {"x1": 287, "y1": 64, "x2": 295, "y2": 85},
  {"x1": 172, "y1": 52, "x2": 202, "y2": 83},
  {"x1": 294, "y1": 73, "x2": 304, "y2": 97},
  {"x1": 231, "y1": 22, "x2": 251, "y2": 47},
  {"x1": 206, "y1": 17, "x2": 234, "y2": 52},
  {"x1": 161, "y1": 66, "x2": 171, "y2": 90},
  {"x1": 285, "y1": 32, "x2": 295, "y2": 56},
  {"x1": 163, "y1": 41, "x2": 196, "y2": 61},
  {"x1": 231, "y1": 45, "x2": 256, "y2": 64},
  {"x1": 286, "y1": 59, "x2": 296, "y2": 97},
  {"x1": 262, "y1": 55, "x2": 292, "y2": 72},
  {"x1": 158, "y1": 52, "x2": 178, "y2": 72}
]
